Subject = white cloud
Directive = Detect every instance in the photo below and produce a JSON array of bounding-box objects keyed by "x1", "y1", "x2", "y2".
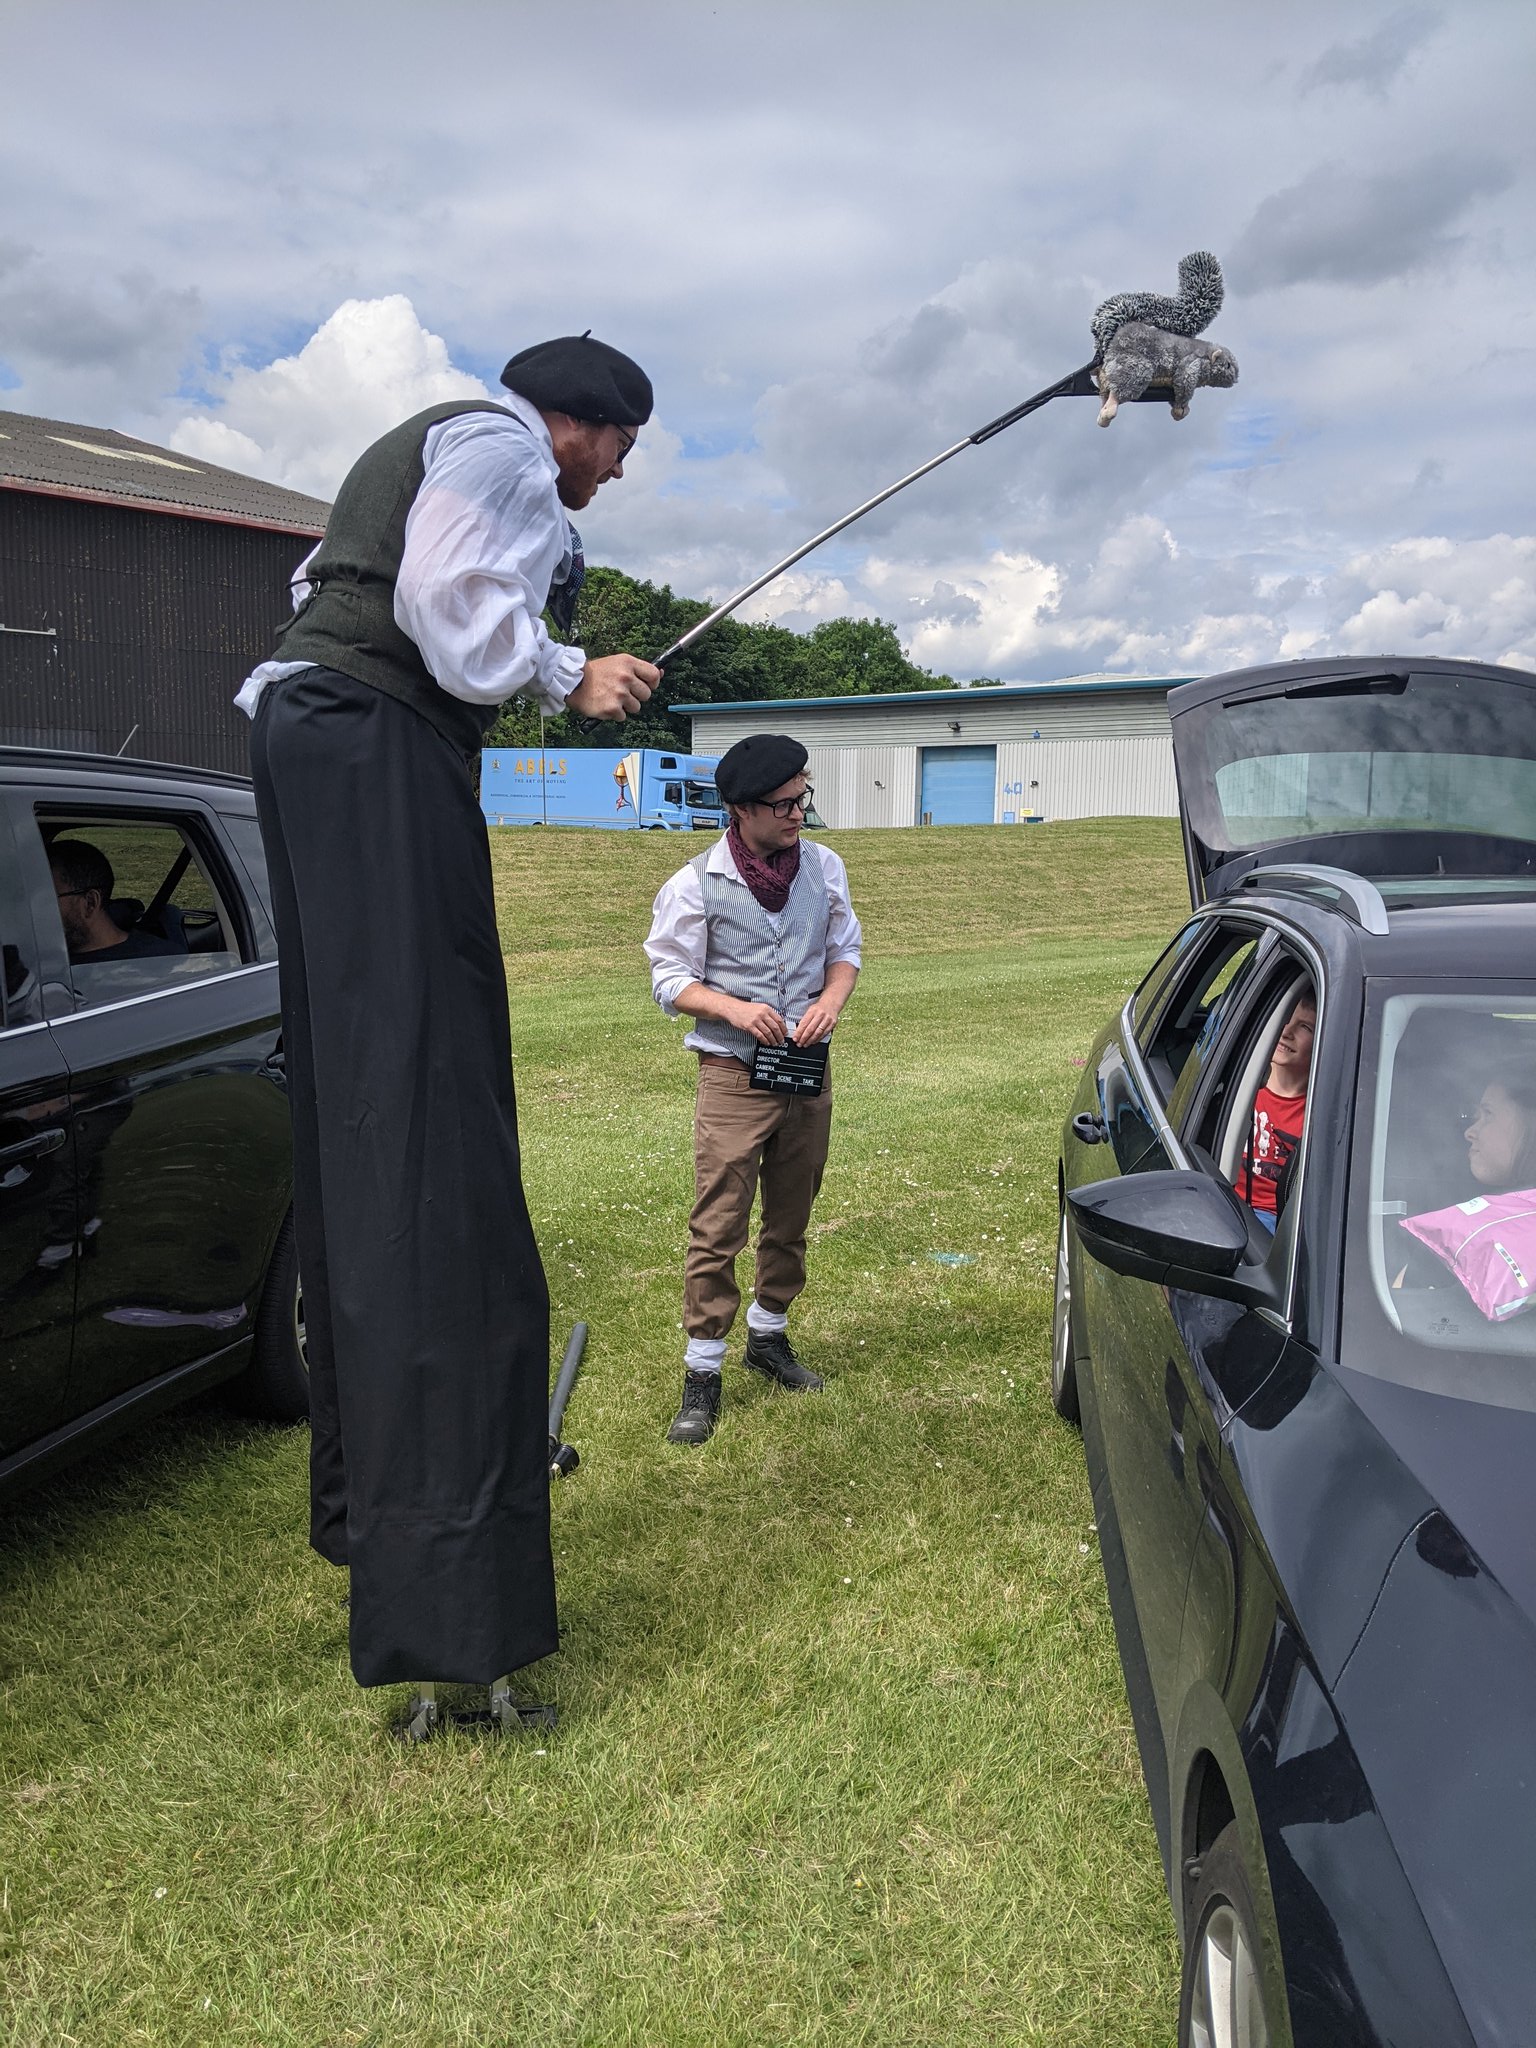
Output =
[
  {"x1": 738, "y1": 572, "x2": 866, "y2": 630},
  {"x1": 168, "y1": 296, "x2": 490, "y2": 498},
  {"x1": 1328, "y1": 535, "x2": 1536, "y2": 668},
  {"x1": 862, "y1": 550, "x2": 1063, "y2": 675}
]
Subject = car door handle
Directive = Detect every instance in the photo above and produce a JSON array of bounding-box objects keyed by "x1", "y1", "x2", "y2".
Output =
[
  {"x1": 1071, "y1": 1112, "x2": 1111, "y2": 1144},
  {"x1": 0, "y1": 1126, "x2": 67, "y2": 1165}
]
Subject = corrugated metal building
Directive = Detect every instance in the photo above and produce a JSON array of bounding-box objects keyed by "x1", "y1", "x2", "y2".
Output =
[
  {"x1": 680, "y1": 675, "x2": 1193, "y2": 827},
  {"x1": 1, "y1": 411, "x2": 328, "y2": 774}
]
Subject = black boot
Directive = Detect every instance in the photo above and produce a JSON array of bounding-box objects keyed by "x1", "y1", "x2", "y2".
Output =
[
  {"x1": 743, "y1": 1329, "x2": 824, "y2": 1391},
  {"x1": 667, "y1": 1369, "x2": 722, "y2": 1445}
]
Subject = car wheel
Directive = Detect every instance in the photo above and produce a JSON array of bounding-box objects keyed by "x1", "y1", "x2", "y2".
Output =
[
  {"x1": 236, "y1": 1208, "x2": 310, "y2": 1422},
  {"x1": 1180, "y1": 1822, "x2": 1282, "y2": 2048},
  {"x1": 1050, "y1": 1199, "x2": 1081, "y2": 1425}
]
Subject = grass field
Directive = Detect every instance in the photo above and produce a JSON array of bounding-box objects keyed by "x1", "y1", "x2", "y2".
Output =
[{"x1": 2, "y1": 818, "x2": 1191, "y2": 2048}]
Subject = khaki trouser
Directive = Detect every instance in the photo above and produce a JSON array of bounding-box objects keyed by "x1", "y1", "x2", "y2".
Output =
[{"x1": 684, "y1": 1055, "x2": 835, "y2": 1340}]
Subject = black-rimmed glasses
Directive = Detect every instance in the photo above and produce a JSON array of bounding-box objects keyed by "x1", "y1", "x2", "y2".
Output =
[{"x1": 759, "y1": 788, "x2": 814, "y2": 819}]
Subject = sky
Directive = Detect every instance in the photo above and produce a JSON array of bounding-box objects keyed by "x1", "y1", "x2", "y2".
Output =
[{"x1": 3, "y1": 0, "x2": 1534, "y2": 681}]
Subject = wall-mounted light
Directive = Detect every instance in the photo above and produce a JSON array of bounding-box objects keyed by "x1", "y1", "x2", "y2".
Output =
[{"x1": 947, "y1": 720, "x2": 961, "y2": 734}]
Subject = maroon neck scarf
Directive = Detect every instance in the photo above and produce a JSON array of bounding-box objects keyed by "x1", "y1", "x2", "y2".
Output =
[{"x1": 727, "y1": 820, "x2": 801, "y2": 913}]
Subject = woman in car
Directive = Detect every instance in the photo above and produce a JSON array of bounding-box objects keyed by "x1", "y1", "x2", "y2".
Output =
[
  {"x1": 1463, "y1": 1067, "x2": 1536, "y2": 1193},
  {"x1": 1394, "y1": 1061, "x2": 1536, "y2": 1311}
]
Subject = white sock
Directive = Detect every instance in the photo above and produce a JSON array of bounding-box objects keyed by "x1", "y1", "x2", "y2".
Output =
[
  {"x1": 684, "y1": 1336, "x2": 726, "y2": 1374},
  {"x1": 746, "y1": 1299, "x2": 788, "y2": 1335}
]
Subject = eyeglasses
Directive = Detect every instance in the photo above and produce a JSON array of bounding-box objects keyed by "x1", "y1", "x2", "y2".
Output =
[
  {"x1": 613, "y1": 426, "x2": 637, "y2": 466},
  {"x1": 757, "y1": 788, "x2": 814, "y2": 819}
]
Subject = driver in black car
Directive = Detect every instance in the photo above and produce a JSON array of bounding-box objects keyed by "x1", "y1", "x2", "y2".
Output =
[{"x1": 49, "y1": 840, "x2": 181, "y2": 962}]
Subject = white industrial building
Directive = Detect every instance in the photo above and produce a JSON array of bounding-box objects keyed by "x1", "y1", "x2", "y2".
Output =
[{"x1": 680, "y1": 674, "x2": 1193, "y2": 828}]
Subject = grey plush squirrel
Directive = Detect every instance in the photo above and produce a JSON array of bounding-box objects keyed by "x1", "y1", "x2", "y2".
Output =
[{"x1": 1090, "y1": 251, "x2": 1238, "y2": 427}]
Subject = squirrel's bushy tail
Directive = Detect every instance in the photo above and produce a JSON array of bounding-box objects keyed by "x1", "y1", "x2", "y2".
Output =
[{"x1": 1091, "y1": 252, "x2": 1225, "y2": 359}]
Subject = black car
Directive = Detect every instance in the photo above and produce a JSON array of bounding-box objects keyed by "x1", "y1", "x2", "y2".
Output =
[
  {"x1": 1, "y1": 746, "x2": 304, "y2": 1493},
  {"x1": 1054, "y1": 659, "x2": 1536, "y2": 2048}
]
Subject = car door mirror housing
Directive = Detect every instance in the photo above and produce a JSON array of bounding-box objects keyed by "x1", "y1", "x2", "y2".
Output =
[{"x1": 1067, "y1": 1171, "x2": 1280, "y2": 1311}]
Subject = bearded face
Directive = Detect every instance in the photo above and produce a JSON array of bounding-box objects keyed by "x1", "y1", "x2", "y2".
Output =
[{"x1": 51, "y1": 873, "x2": 96, "y2": 948}]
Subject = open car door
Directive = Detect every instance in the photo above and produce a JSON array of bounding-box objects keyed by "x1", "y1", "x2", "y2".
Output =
[{"x1": 1166, "y1": 658, "x2": 1536, "y2": 910}]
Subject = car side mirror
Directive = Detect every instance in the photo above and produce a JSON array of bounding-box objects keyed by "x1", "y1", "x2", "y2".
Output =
[{"x1": 1066, "y1": 1170, "x2": 1280, "y2": 1312}]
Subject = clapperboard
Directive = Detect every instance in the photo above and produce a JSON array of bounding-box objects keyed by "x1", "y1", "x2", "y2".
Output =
[{"x1": 750, "y1": 1037, "x2": 829, "y2": 1097}]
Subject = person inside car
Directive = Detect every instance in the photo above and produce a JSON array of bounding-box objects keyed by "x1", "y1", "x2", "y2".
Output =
[
  {"x1": 1463, "y1": 1067, "x2": 1536, "y2": 1191},
  {"x1": 49, "y1": 839, "x2": 181, "y2": 962},
  {"x1": 1392, "y1": 1059, "x2": 1536, "y2": 1297},
  {"x1": 1239, "y1": 990, "x2": 1316, "y2": 1232}
]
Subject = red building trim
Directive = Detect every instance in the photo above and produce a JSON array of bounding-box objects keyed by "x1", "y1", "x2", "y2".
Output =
[{"x1": 0, "y1": 474, "x2": 326, "y2": 539}]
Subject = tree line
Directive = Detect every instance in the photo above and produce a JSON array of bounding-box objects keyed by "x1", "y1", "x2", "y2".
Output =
[{"x1": 487, "y1": 564, "x2": 992, "y2": 749}]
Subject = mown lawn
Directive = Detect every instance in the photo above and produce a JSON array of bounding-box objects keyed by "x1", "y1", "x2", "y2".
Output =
[{"x1": 2, "y1": 818, "x2": 1190, "y2": 2048}]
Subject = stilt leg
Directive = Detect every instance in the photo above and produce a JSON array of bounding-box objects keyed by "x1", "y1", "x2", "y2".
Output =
[
  {"x1": 400, "y1": 1683, "x2": 439, "y2": 1744},
  {"x1": 489, "y1": 1676, "x2": 557, "y2": 1733}
]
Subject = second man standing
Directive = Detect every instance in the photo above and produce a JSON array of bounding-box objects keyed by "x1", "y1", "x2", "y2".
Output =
[{"x1": 644, "y1": 735, "x2": 862, "y2": 1444}]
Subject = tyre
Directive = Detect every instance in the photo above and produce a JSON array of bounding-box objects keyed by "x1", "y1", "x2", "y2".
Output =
[
  {"x1": 1179, "y1": 1821, "x2": 1283, "y2": 2048},
  {"x1": 236, "y1": 1208, "x2": 310, "y2": 1422},
  {"x1": 1050, "y1": 1199, "x2": 1081, "y2": 1425}
]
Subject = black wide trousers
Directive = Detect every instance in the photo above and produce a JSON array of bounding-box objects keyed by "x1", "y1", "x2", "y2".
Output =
[{"x1": 250, "y1": 667, "x2": 557, "y2": 1687}]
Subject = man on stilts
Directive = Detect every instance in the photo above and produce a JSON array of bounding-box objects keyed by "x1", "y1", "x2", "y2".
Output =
[{"x1": 236, "y1": 334, "x2": 659, "y2": 1720}]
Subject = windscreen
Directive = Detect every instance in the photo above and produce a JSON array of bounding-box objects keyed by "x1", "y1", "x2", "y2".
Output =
[
  {"x1": 1347, "y1": 983, "x2": 1536, "y2": 1411},
  {"x1": 1177, "y1": 670, "x2": 1536, "y2": 873},
  {"x1": 684, "y1": 782, "x2": 719, "y2": 808}
]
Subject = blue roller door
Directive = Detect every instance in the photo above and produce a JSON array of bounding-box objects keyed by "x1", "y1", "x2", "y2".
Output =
[{"x1": 919, "y1": 745, "x2": 997, "y2": 825}]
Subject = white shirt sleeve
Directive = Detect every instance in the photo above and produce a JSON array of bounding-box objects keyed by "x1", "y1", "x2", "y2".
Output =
[
  {"x1": 393, "y1": 411, "x2": 587, "y2": 717},
  {"x1": 289, "y1": 542, "x2": 320, "y2": 608},
  {"x1": 817, "y1": 844, "x2": 864, "y2": 968},
  {"x1": 644, "y1": 864, "x2": 708, "y2": 1014}
]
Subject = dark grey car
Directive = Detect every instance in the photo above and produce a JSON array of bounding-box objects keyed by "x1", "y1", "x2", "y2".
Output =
[
  {"x1": 1, "y1": 745, "x2": 304, "y2": 1493},
  {"x1": 1054, "y1": 659, "x2": 1536, "y2": 2048}
]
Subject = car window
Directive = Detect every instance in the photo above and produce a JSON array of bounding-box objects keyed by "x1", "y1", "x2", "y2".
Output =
[
  {"x1": 217, "y1": 815, "x2": 279, "y2": 963},
  {"x1": 37, "y1": 810, "x2": 247, "y2": 1012},
  {"x1": 1129, "y1": 922, "x2": 1205, "y2": 1045},
  {"x1": 1142, "y1": 925, "x2": 1266, "y2": 1097},
  {"x1": 663, "y1": 781, "x2": 683, "y2": 806},
  {"x1": 1347, "y1": 983, "x2": 1536, "y2": 1410},
  {"x1": 1, "y1": 815, "x2": 43, "y2": 1032}
]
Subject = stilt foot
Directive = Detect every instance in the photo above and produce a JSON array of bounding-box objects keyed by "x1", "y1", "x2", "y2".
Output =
[
  {"x1": 394, "y1": 1678, "x2": 556, "y2": 1740},
  {"x1": 396, "y1": 1683, "x2": 439, "y2": 1745}
]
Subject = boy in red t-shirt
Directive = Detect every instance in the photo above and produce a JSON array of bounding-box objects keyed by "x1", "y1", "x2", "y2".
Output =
[{"x1": 1241, "y1": 993, "x2": 1316, "y2": 1230}]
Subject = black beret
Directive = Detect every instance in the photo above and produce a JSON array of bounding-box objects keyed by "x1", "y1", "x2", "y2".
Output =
[
  {"x1": 714, "y1": 734, "x2": 809, "y2": 805},
  {"x1": 500, "y1": 333, "x2": 653, "y2": 425}
]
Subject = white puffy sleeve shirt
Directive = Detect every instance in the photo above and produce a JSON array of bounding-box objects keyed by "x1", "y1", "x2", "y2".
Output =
[
  {"x1": 235, "y1": 394, "x2": 585, "y2": 719},
  {"x1": 644, "y1": 836, "x2": 863, "y2": 1046}
]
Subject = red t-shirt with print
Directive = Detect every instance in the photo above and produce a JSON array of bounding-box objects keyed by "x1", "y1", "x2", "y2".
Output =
[{"x1": 1243, "y1": 1085, "x2": 1307, "y2": 1213}]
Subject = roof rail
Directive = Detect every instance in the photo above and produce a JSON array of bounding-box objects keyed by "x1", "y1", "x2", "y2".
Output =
[
  {"x1": 0, "y1": 744, "x2": 252, "y2": 791},
  {"x1": 1239, "y1": 862, "x2": 1390, "y2": 936}
]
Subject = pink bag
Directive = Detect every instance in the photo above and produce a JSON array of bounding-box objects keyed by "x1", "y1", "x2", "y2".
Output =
[{"x1": 1400, "y1": 1189, "x2": 1536, "y2": 1322}]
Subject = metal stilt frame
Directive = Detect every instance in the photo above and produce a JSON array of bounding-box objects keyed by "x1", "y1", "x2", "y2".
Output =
[{"x1": 395, "y1": 1325, "x2": 589, "y2": 1742}]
